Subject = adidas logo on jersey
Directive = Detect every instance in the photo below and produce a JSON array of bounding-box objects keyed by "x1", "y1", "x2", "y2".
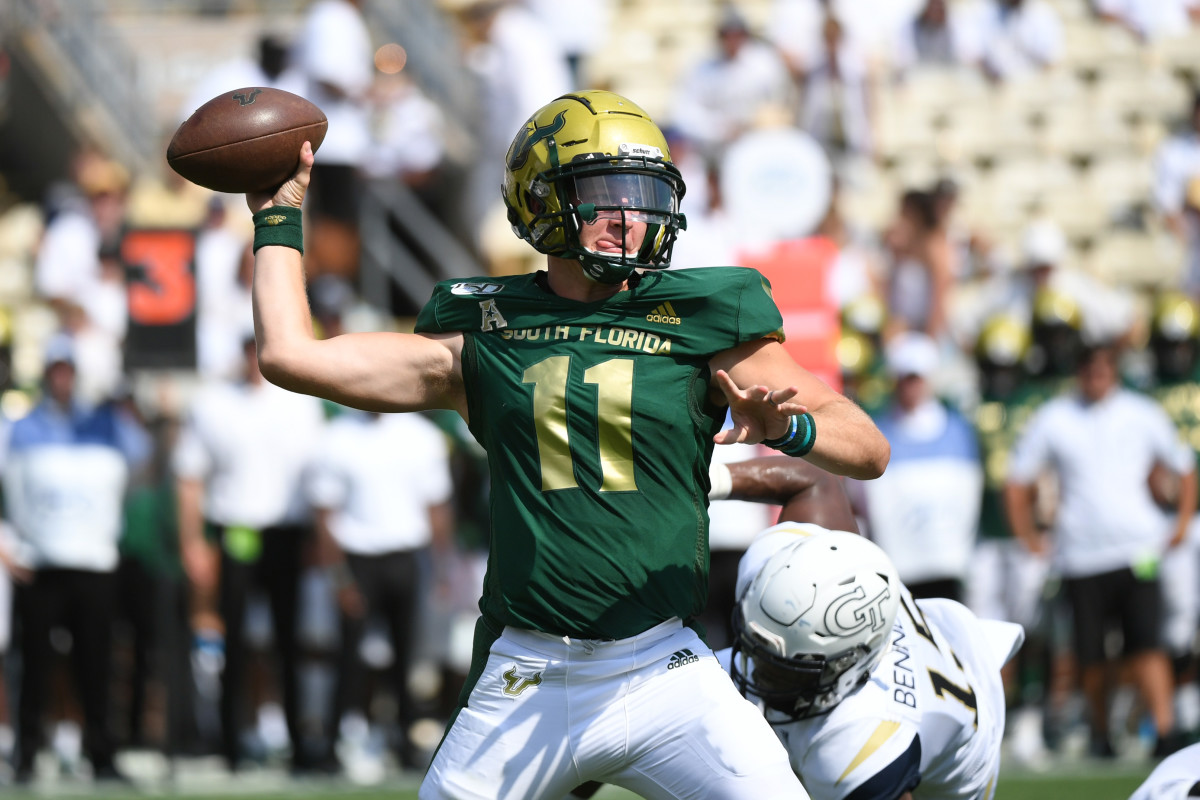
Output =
[
  {"x1": 646, "y1": 302, "x2": 683, "y2": 325},
  {"x1": 667, "y1": 649, "x2": 700, "y2": 670}
]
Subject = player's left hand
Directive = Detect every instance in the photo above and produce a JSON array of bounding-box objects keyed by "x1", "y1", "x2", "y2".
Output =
[{"x1": 712, "y1": 369, "x2": 807, "y2": 446}]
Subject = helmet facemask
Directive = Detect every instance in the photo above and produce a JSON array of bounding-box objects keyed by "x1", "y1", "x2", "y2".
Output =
[
  {"x1": 730, "y1": 605, "x2": 878, "y2": 722},
  {"x1": 541, "y1": 155, "x2": 686, "y2": 284}
]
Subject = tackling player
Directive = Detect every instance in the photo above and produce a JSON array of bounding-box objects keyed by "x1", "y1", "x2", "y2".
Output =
[
  {"x1": 247, "y1": 89, "x2": 889, "y2": 799},
  {"x1": 725, "y1": 528, "x2": 1023, "y2": 800}
]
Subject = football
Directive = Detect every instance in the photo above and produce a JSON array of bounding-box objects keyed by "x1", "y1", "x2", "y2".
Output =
[{"x1": 166, "y1": 87, "x2": 327, "y2": 194}]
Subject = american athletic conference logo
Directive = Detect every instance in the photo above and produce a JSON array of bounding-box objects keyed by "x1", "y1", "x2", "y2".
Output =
[
  {"x1": 646, "y1": 302, "x2": 683, "y2": 325},
  {"x1": 667, "y1": 648, "x2": 699, "y2": 670}
]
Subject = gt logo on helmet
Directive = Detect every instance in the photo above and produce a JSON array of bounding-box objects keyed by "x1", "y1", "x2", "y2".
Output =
[{"x1": 825, "y1": 585, "x2": 893, "y2": 637}]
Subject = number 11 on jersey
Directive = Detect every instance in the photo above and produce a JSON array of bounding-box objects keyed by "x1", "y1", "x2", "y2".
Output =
[{"x1": 524, "y1": 355, "x2": 637, "y2": 492}]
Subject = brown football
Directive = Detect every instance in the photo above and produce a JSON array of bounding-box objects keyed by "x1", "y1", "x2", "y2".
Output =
[{"x1": 166, "y1": 87, "x2": 327, "y2": 193}]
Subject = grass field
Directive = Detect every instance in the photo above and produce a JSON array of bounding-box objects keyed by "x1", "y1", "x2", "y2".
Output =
[{"x1": 4, "y1": 761, "x2": 1157, "y2": 800}]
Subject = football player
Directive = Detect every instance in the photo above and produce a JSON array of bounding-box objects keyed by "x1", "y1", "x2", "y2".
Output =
[
  {"x1": 248, "y1": 89, "x2": 889, "y2": 799},
  {"x1": 724, "y1": 529, "x2": 1023, "y2": 800},
  {"x1": 1128, "y1": 742, "x2": 1200, "y2": 800}
]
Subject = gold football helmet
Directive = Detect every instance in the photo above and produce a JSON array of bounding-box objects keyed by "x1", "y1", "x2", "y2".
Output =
[
  {"x1": 1152, "y1": 291, "x2": 1200, "y2": 343},
  {"x1": 502, "y1": 91, "x2": 687, "y2": 284},
  {"x1": 976, "y1": 313, "x2": 1031, "y2": 368}
]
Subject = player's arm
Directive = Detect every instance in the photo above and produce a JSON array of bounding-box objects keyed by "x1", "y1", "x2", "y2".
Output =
[
  {"x1": 718, "y1": 456, "x2": 860, "y2": 533},
  {"x1": 710, "y1": 338, "x2": 889, "y2": 480},
  {"x1": 1169, "y1": 467, "x2": 1198, "y2": 548},
  {"x1": 248, "y1": 143, "x2": 467, "y2": 416}
]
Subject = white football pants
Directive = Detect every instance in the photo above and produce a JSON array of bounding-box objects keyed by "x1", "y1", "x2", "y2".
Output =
[{"x1": 419, "y1": 617, "x2": 807, "y2": 800}]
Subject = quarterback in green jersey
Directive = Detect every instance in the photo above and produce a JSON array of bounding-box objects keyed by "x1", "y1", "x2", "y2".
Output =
[{"x1": 246, "y1": 90, "x2": 888, "y2": 799}]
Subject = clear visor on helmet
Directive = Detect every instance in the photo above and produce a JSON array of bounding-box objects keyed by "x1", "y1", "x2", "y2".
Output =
[{"x1": 572, "y1": 172, "x2": 677, "y2": 224}]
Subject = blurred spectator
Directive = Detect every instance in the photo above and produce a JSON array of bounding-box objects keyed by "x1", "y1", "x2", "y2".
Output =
[
  {"x1": 307, "y1": 409, "x2": 454, "y2": 773},
  {"x1": 125, "y1": 169, "x2": 211, "y2": 232},
  {"x1": 769, "y1": 0, "x2": 923, "y2": 73},
  {"x1": 441, "y1": 0, "x2": 570, "y2": 242},
  {"x1": 890, "y1": 0, "x2": 971, "y2": 76},
  {"x1": 172, "y1": 337, "x2": 325, "y2": 772},
  {"x1": 5, "y1": 334, "x2": 151, "y2": 784},
  {"x1": 1146, "y1": 291, "x2": 1200, "y2": 744},
  {"x1": 524, "y1": 0, "x2": 613, "y2": 89},
  {"x1": 966, "y1": 313, "x2": 1053, "y2": 767},
  {"x1": 1006, "y1": 341, "x2": 1196, "y2": 758},
  {"x1": 292, "y1": 0, "x2": 374, "y2": 280},
  {"x1": 883, "y1": 189, "x2": 956, "y2": 342},
  {"x1": 194, "y1": 199, "x2": 253, "y2": 380},
  {"x1": 34, "y1": 153, "x2": 129, "y2": 346},
  {"x1": 794, "y1": 10, "x2": 877, "y2": 158},
  {"x1": 179, "y1": 33, "x2": 305, "y2": 123},
  {"x1": 1154, "y1": 90, "x2": 1200, "y2": 298},
  {"x1": 1028, "y1": 286, "x2": 1087, "y2": 386},
  {"x1": 0, "y1": 523, "x2": 15, "y2": 773},
  {"x1": 814, "y1": 182, "x2": 885, "y2": 309},
  {"x1": 855, "y1": 332, "x2": 983, "y2": 601},
  {"x1": 1093, "y1": 0, "x2": 1200, "y2": 42},
  {"x1": 957, "y1": 219, "x2": 1136, "y2": 354},
  {"x1": 670, "y1": 7, "x2": 792, "y2": 166},
  {"x1": 957, "y1": 0, "x2": 1063, "y2": 82},
  {"x1": 837, "y1": 294, "x2": 891, "y2": 415},
  {"x1": 366, "y1": 72, "x2": 449, "y2": 217}
]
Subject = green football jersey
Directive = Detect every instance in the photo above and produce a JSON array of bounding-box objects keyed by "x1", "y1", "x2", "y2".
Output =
[
  {"x1": 1151, "y1": 366, "x2": 1200, "y2": 474},
  {"x1": 415, "y1": 267, "x2": 784, "y2": 640},
  {"x1": 973, "y1": 379, "x2": 1063, "y2": 540}
]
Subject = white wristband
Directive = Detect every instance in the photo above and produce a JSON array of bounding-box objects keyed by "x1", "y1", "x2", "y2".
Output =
[{"x1": 708, "y1": 462, "x2": 732, "y2": 501}]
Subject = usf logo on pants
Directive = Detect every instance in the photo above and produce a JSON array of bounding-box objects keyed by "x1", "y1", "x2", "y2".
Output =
[{"x1": 502, "y1": 666, "x2": 543, "y2": 696}]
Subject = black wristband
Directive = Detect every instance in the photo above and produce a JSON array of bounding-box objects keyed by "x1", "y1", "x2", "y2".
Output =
[{"x1": 252, "y1": 206, "x2": 304, "y2": 254}]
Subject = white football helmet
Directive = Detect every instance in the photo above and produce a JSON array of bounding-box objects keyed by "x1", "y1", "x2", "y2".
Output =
[{"x1": 731, "y1": 531, "x2": 901, "y2": 721}]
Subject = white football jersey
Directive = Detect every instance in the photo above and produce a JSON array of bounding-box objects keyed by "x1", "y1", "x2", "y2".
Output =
[{"x1": 721, "y1": 529, "x2": 1023, "y2": 800}]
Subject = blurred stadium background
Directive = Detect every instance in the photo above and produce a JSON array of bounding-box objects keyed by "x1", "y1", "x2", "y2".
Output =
[{"x1": 0, "y1": 0, "x2": 1196, "y2": 796}]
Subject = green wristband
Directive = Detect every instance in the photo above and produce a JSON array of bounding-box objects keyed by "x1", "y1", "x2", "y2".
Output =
[
  {"x1": 765, "y1": 412, "x2": 816, "y2": 457},
  {"x1": 252, "y1": 206, "x2": 304, "y2": 254}
]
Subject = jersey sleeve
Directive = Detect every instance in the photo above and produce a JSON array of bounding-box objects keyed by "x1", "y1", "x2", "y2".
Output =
[
  {"x1": 414, "y1": 282, "x2": 451, "y2": 333},
  {"x1": 796, "y1": 720, "x2": 920, "y2": 800},
  {"x1": 729, "y1": 268, "x2": 786, "y2": 345}
]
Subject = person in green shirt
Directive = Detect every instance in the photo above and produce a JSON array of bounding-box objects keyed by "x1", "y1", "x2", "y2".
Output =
[
  {"x1": 246, "y1": 89, "x2": 888, "y2": 799},
  {"x1": 1147, "y1": 290, "x2": 1200, "y2": 750}
]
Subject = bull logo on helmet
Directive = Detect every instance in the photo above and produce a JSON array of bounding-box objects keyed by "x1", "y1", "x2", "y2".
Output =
[{"x1": 507, "y1": 111, "x2": 567, "y2": 171}]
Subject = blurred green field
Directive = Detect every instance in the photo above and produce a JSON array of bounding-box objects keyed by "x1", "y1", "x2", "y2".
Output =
[{"x1": 52, "y1": 763, "x2": 1148, "y2": 800}]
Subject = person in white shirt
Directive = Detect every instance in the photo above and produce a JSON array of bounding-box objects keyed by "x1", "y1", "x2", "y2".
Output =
[
  {"x1": 441, "y1": 0, "x2": 571, "y2": 239},
  {"x1": 670, "y1": 8, "x2": 793, "y2": 166},
  {"x1": 1155, "y1": 92, "x2": 1200, "y2": 297},
  {"x1": 5, "y1": 334, "x2": 151, "y2": 784},
  {"x1": 957, "y1": 0, "x2": 1063, "y2": 82},
  {"x1": 1094, "y1": 0, "x2": 1199, "y2": 42},
  {"x1": 307, "y1": 409, "x2": 454, "y2": 771},
  {"x1": 724, "y1": 526, "x2": 1022, "y2": 800},
  {"x1": 1005, "y1": 341, "x2": 1198, "y2": 758},
  {"x1": 857, "y1": 333, "x2": 983, "y2": 602},
  {"x1": 291, "y1": 0, "x2": 374, "y2": 277},
  {"x1": 173, "y1": 336, "x2": 325, "y2": 772},
  {"x1": 890, "y1": 0, "x2": 972, "y2": 76}
]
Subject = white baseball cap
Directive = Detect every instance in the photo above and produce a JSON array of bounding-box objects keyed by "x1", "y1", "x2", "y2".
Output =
[
  {"x1": 1021, "y1": 219, "x2": 1067, "y2": 267},
  {"x1": 885, "y1": 332, "x2": 939, "y2": 378}
]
